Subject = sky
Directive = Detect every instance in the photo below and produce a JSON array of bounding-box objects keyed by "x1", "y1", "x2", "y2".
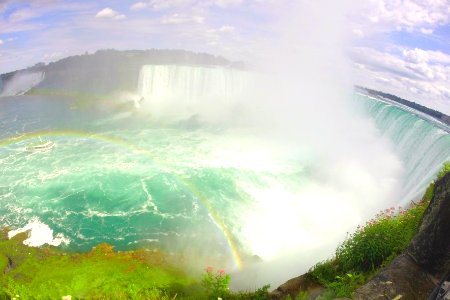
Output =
[{"x1": 0, "y1": 0, "x2": 449, "y2": 114}]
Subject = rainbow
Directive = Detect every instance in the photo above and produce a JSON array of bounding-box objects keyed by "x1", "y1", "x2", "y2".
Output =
[{"x1": 0, "y1": 129, "x2": 244, "y2": 269}]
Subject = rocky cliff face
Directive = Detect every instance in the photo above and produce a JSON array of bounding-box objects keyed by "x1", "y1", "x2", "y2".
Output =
[
  {"x1": 354, "y1": 172, "x2": 450, "y2": 299},
  {"x1": 409, "y1": 172, "x2": 450, "y2": 276}
]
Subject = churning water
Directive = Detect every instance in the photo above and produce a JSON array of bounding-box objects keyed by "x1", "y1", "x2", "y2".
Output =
[{"x1": 1, "y1": 66, "x2": 449, "y2": 275}]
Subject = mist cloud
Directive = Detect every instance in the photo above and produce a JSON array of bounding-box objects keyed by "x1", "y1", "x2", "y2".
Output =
[{"x1": 95, "y1": 8, "x2": 126, "y2": 20}]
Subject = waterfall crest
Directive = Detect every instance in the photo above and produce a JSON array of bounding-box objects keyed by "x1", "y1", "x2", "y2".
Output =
[
  {"x1": 137, "y1": 65, "x2": 253, "y2": 121},
  {"x1": 359, "y1": 95, "x2": 450, "y2": 203}
]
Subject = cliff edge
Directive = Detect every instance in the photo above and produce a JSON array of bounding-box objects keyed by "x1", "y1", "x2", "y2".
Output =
[{"x1": 354, "y1": 171, "x2": 450, "y2": 299}]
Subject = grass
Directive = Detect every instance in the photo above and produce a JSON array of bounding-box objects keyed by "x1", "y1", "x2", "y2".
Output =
[
  {"x1": 307, "y1": 162, "x2": 450, "y2": 298},
  {"x1": 0, "y1": 231, "x2": 198, "y2": 299},
  {"x1": 0, "y1": 231, "x2": 271, "y2": 299}
]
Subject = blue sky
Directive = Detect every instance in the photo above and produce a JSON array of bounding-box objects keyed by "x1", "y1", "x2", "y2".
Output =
[{"x1": 0, "y1": 0, "x2": 449, "y2": 114}]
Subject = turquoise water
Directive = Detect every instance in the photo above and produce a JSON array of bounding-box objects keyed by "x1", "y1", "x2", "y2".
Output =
[
  {"x1": 0, "y1": 96, "x2": 303, "y2": 266},
  {"x1": 1, "y1": 93, "x2": 449, "y2": 269},
  {"x1": 355, "y1": 94, "x2": 450, "y2": 203}
]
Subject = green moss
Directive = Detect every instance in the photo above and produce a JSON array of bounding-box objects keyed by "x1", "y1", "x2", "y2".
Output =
[
  {"x1": 437, "y1": 162, "x2": 450, "y2": 180},
  {"x1": 423, "y1": 183, "x2": 435, "y2": 202},
  {"x1": 422, "y1": 162, "x2": 450, "y2": 203}
]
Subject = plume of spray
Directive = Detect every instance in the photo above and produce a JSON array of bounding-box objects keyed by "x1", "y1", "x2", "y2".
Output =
[
  {"x1": 229, "y1": 0, "x2": 405, "y2": 289},
  {"x1": 129, "y1": 0, "x2": 405, "y2": 289}
]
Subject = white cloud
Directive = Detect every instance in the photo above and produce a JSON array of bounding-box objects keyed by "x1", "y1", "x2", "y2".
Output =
[
  {"x1": 161, "y1": 13, "x2": 204, "y2": 24},
  {"x1": 357, "y1": 0, "x2": 450, "y2": 33},
  {"x1": 402, "y1": 48, "x2": 430, "y2": 63},
  {"x1": 420, "y1": 28, "x2": 433, "y2": 34},
  {"x1": 352, "y1": 46, "x2": 450, "y2": 114},
  {"x1": 148, "y1": 0, "x2": 194, "y2": 10},
  {"x1": 213, "y1": 0, "x2": 243, "y2": 8},
  {"x1": 129, "y1": 0, "x2": 245, "y2": 11},
  {"x1": 95, "y1": 8, "x2": 126, "y2": 20},
  {"x1": 0, "y1": 39, "x2": 3, "y2": 46},
  {"x1": 9, "y1": 8, "x2": 38, "y2": 22},
  {"x1": 42, "y1": 51, "x2": 64, "y2": 62},
  {"x1": 218, "y1": 25, "x2": 235, "y2": 33},
  {"x1": 130, "y1": 2, "x2": 148, "y2": 11},
  {"x1": 352, "y1": 28, "x2": 364, "y2": 38}
]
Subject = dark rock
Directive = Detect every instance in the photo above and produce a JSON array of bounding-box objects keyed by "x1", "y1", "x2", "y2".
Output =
[
  {"x1": 269, "y1": 274, "x2": 325, "y2": 300},
  {"x1": 353, "y1": 253, "x2": 436, "y2": 299},
  {"x1": 355, "y1": 172, "x2": 450, "y2": 299},
  {"x1": 409, "y1": 172, "x2": 450, "y2": 276}
]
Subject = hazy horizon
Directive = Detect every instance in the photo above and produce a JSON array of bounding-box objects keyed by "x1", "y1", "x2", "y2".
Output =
[{"x1": 0, "y1": 0, "x2": 449, "y2": 113}]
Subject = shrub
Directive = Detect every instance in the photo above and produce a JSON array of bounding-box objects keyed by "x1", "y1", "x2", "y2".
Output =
[
  {"x1": 328, "y1": 273, "x2": 364, "y2": 297},
  {"x1": 335, "y1": 204, "x2": 425, "y2": 272},
  {"x1": 307, "y1": 260, "x2": 339, "y2": 285},
  {"x1": 202, "y1": 266, "x2": 231, "y2": 299}
]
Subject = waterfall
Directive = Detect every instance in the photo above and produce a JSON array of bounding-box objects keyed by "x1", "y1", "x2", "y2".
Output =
[
  {"x1": 358, "y1": 94, "x2": 450, "y2": 204},
  {"x1": 0, "y1": 72, "x2": 44, "y2": 96},
  {"x1": 137, "y1": 65, "x2": 252, "y2": 121},
  {"x1": 136, "y1": 64, "x2": 450, "y2": 203}
]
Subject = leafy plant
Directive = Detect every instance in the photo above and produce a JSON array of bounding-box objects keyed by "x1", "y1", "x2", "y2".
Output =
[
  {"x1": 307, "y1": 259, "x2": 339, "y2": 285},
  {"x1": 336, "y1": 202, "x2": 427, "y2": 273},
  {"x1": 328, "y1": 273, "x2": 364, "y2": 297},
  {"x1": 202, "y1": 266, "x2": 231, "y2": 299},
  {"x1": 295, "y1": 291, "x2": 309, "y2": 300}
]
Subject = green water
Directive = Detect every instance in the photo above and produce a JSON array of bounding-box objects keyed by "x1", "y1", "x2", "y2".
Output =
[
  {"x1": 0, "y1": 96, "x2": 305, "y2": 267},
  {"x1": 1, "y1": 94, "x2": 449, "y2": 271}
]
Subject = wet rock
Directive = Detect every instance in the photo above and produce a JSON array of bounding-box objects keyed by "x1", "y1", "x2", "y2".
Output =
[{"x1": 353, "y1": 253, "x2": 435, "y2": 299}]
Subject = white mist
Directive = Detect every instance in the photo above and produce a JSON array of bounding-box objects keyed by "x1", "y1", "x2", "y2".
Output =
[{"x1": 229, "y1": 0, "x2": 405, "y2": 289}]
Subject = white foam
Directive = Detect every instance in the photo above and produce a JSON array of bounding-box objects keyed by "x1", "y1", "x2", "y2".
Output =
[{"x1": 8, "y1": 218, "x2": 70, "y2": 247}]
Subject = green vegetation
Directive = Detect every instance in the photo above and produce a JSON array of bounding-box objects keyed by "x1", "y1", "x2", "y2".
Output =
[
  {"x1": 307, "y1": 162, "x2": 450, "y2": 298},
  {"x1": 308, "y1": 201, "x2": 426, "y2": 298},
  {"x1": 202, "y1": 267, "x2": 230, "y2": 299},
  {"x1": 0, "y1": 231, "x2": 270, "y2": 299},
  {"x1": 285, "y1": 291, "x2": 309, "y2": 300},
  {"x1": 0, "y1": 231, "x2": 197, "y2": 299},
  {"x1": 200, "y1": 267, "x2": 270, "y2": 300},
  {"x1": 437, "y1": 162, "x2": 450, "y2": 181},
  {"x1": 2, "y1": 162, "x2": 449, "y2": 299}
]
